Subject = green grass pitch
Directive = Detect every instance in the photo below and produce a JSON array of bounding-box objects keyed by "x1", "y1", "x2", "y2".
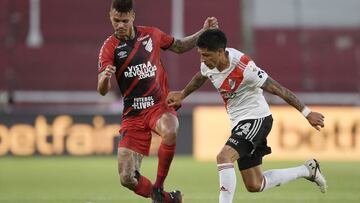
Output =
[{"x1": 0, "y1": 156, "x2": 359, "y2": 203}]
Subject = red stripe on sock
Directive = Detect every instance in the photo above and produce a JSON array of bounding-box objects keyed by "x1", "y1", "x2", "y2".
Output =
[
  {"x1": 218, "y1": 165, "x2": 234, "y2": 171},
  {"x1": 217, "y1": 163, "x2": 234, "y2": 171}
]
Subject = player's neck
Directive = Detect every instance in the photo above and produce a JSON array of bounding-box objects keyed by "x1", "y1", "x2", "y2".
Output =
[
  {"x1": 116, "y1": 26, "x2": 135, "y2": 40},
  {"x1": 217, "y1": 51, "x2": 230, "y2": 72},
  {"x1": 124, "y1": 26, "x2": 135, "y2": 40}
]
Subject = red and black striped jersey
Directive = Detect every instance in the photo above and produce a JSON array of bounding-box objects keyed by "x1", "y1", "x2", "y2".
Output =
[{"x1": 98, "y1": 26, "x2": 174, "y2": 118}]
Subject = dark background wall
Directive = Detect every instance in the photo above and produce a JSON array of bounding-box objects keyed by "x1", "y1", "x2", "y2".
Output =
[{"x1": 0, "y1": 0, "x2": 241, "y2": 92}]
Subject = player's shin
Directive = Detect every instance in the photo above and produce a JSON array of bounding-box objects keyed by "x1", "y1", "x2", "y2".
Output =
[
  {"x1": 218, "y1": 163, "x2": 236, "y2": 203},
  {"x1": 154, "y1": 143, "x2": 176, "y2": 188}
]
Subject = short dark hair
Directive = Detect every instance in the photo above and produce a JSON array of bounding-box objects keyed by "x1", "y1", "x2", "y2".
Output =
[
  {"x1": 197, "y1": 29, "x2": 227, "y2": 51},
  {"x1": 111, "y1": 0, "x2": 134, "y2": 13}
]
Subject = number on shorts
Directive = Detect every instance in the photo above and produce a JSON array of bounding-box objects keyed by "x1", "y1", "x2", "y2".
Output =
[{"x1": 235, "y1": 122, "x2": 251, "y2": 136}]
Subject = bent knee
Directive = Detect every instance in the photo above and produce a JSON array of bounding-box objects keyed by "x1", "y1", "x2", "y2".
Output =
[
  {"x1": 216, "y1": 153, "x2": 232, "y2": 164},
  {"x1": 245, "y1": 182, "x2": 262, "y2": 193},
  {"x1": 161, "y1": 129, "x2": 177, "y2": 143}
]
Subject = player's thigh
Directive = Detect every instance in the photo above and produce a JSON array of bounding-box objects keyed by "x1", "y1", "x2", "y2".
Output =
[
  {"x1": 217, "y1": 145, "x2": 240, "y2": 163},
  {"x1": 117, "y1": 147, "x2": 144, "y2": 175}
]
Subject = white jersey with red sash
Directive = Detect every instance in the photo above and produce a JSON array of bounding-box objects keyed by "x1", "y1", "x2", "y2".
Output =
[{"x1": 200, "y1": 48, "x2": 271, "y2": 128}]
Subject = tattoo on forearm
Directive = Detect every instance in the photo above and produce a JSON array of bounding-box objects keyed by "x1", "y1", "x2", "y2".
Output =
[
  {"x1": 170, "y1": 30, "x2": 203, "y2": 53},
  {"x1": 262, "y1": 77, "x2": 305, "y2": 112},
  {"x1": 183, "y1": 72, "x2": 207, "y2": 97},
  {"x1": 170, "y1": 38, "x2": 197, "y2": 53}
]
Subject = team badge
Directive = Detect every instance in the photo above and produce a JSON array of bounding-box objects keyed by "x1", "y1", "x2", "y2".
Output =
[
  {"x1": 143, "y1": 38, "x2": 153, "y2": 52},
  {"x1": 228, "y1": 79, "x2": 236, "y2": 90}
]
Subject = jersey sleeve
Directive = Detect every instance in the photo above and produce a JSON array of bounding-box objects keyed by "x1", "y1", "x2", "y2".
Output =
[
  {"x1": 98, "y1": 37, "x2": 116, "y2": 73},
  {"x1": 154, "y1": 28, "x2": 174, "y2": 50},
  {"x1": 243, "y1": 61, "x2": 268, "y2": 88}
]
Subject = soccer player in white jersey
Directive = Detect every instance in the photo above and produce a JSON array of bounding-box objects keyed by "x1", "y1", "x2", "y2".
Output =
[{"x1": 166, "y1": 29, "x2": 327, "y2": 203}]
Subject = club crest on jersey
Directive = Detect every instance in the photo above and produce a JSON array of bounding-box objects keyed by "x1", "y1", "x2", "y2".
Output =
[
  {"x1": 228, "y1": 79, "x2": 236, "y2": 90},
  {"x1": 142, "y1": 38, "x2": 153, "y2": 52}
]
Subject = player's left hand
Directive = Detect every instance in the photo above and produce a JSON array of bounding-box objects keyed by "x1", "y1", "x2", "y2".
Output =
[
  {"x1": 203, "y1": 17, "x2": 219, "y2": 30},
  {"x1": 166, "y1": 91, "x2": 184, "y2": 109},
  {"x1": 306, "y1": 112, "x2": 325, "y2": 131}
]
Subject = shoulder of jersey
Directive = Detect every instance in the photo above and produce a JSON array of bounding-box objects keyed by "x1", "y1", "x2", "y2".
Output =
[
  {"x1": 227, "y1": 48, "x2": 244, "y2": 58},
  {"x1": 227, "y1": 48, "x2": 244, "y2": 67},
  {"x1": 102, "y1": 35, "x2": 119, "y2": 47},
  {"x1": 137, "y1": 26, "x2": 158, "y2": 33}
]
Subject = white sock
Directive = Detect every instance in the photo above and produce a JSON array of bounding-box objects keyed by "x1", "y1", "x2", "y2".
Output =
[
  {"x1": 261, "y1": 165, "x2": 309, "y2": 191},
  {"x1": 218, "y1": 163, "x2": 236, "y2": 203}
]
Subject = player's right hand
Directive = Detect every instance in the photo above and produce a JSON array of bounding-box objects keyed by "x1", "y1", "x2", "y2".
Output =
[
  {"x1": 102, "y1": 65, "x2": 116, "y2": 79},
  {"x1": 203, "y1": 17, "x2": 219, "y2": 30},
  {"x1": 167, "y1": 91, "x2": 184, "y2": 109}
]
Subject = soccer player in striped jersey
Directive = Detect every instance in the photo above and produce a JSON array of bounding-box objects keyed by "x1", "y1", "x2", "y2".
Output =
[
  {"x1": 97, "y1": 0, "x2": 218, "y2": 203},
  {"x1": 167, "y1": 29, "x2": 327, "y2": 203}
]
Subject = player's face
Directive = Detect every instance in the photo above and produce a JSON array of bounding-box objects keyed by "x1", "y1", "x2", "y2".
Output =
[
  {"x1": 197, "y1": 48, "x2": 222, "y2": 69},
  {"x1": 109, "y1": 9, "x2": 135, "y2": 39}
]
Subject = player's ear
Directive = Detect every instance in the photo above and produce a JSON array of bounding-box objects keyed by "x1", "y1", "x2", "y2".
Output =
[
  {"x1": 132, "y1": 11, "x2": 135, "y2": 20},
  {"x1": 109, "y1": 9, "x2": 115, "y2": 19},
  {"x1": 217, "y1": 48, "x2": 224, "y2": 55}
]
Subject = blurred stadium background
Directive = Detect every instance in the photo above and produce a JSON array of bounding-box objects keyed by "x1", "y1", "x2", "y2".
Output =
[{"x1": 1, "y1": 0, "x2": 360, "y2": 202}]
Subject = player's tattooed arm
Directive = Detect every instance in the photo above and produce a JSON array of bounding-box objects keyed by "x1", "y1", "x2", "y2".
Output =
[
  {"x1": 262, "y1": 76, "x2": 325, "y2": 131},
  {"x1": 167, "y1": 72, "x2": 208, "y2": 107},
  {"x1": 169, "y1": 34, "x2": 200, "y2": 53},
  {"x1": 169, "y1": 17, "x2": 218, "y2": 53},
  {"x1": 182, "y1": 71, "x2": 208, "y2": 98},
  {"x1": 261, "y1": 76, "x2": 305, "y2": 112}
]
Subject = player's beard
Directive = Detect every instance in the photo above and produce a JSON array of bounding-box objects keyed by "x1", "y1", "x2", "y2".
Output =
[
  {"x1": 115, "y1": 30, "x2": 126, "y2": 39},
  {"x1": 116, "y1": 27, "x2": 133, "y2": 40}
]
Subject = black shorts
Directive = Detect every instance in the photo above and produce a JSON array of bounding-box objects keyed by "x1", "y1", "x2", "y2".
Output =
[{"x1": 225, "y1": 115, "x2": 273, "y2": 170}]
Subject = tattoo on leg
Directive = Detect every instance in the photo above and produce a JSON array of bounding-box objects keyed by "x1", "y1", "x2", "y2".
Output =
[
  {"x1": 133, "y1": 152, "x2": 143, "y2": 172},
  {"x1": 118, "y1": 149, "x2": 143, "y2": 190}
]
